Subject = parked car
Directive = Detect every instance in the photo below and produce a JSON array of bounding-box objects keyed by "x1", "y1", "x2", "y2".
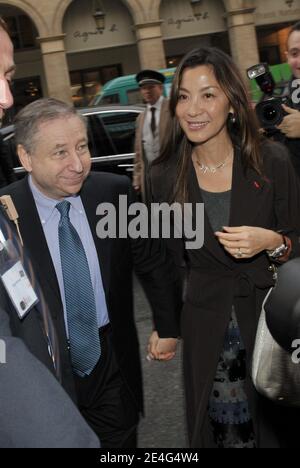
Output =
[{"x1": 0, "y1": 105, "x2": 145, "y2": 178}]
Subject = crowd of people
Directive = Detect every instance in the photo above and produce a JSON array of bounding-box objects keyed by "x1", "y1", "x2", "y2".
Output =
[{"x1": 1, "y1": 15, "x2": 300, "y2": 449}]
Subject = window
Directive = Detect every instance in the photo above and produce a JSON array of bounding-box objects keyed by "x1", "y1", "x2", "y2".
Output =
[
  {"x1": 100, "y1": 94, "x2": 120, "y2": 105},
  {"x1": 166, "y1": 55, "x2": 183, "y2": 68},
  {"x1": 70, "y1": 65, "x2": 122, "y2": 107},
  {"x1": 260, "y1": 46, "x2": 281, "y2": 66},
  {"x1": 4, "y1": 15, "x2": 37, "y2": 50},
  {"x1": 3, "y1": 77, "x2": 43, "y2": 124},
  {"x1": 127, "y1": 89, "x2": 143, "y2": 105},
  {"x1": 86, "y1": 111, "x2": 140, "y2": 158}
]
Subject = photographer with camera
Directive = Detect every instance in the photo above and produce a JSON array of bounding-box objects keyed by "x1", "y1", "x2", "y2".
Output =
[
  {"x1": 248, "y1": 22, "x2": 300, "y2": 178},
  {"x1": 277, "y1": 22, "x2": 300, "y2": 177}
]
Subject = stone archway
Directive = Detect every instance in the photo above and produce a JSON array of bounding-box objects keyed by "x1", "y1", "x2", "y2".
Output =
[
  {"x1": 0, "y1": 1, "x2": 46, "y2": 111},
  {"x1": 54, "y1": 0, "x2": 142, "y2": 35},
  {"x1": 56, "y1": 0, "x2": 166, "y2": 69},
  {"x1": 0, "y1": 0, "x2": 47, "y2": 36}
]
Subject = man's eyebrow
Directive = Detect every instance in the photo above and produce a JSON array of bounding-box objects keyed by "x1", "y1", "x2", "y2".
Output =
[{"x1": 52, "y1": 143, "x2": 67, "y2": 149}]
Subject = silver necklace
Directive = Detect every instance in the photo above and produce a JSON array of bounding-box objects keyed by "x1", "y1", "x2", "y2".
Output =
[{"x1": 195, "y1": 149, "x2": 233, "y2": 175}]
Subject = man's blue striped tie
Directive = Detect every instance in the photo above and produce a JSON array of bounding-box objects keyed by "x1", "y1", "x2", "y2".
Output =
[{"x1": 56, "y1": 200, "x2": 101, "y2": 377}]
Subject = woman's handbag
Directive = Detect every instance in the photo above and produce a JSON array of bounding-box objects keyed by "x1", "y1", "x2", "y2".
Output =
[{"x1": 252, "y1": 288, "x2": 300, "y2": 406}]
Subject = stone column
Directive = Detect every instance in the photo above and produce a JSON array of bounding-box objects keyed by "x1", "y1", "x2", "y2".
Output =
[
  {"x1": 37, "y1": 35, "x2": 72, "y2": 104},
  {"x1": 135, "y1": 21, "x2": 166, "y2": 70},
  {"x1": 225, "y1": 7, "x2": 260, "y2": 78}
]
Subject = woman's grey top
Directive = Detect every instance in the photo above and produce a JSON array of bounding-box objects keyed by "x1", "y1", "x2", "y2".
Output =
[{"x1": 201, "y1": 189, "x2": 231, "y2": 233}]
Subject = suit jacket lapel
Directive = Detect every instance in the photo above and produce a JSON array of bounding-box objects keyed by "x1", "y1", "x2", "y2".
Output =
[
  {"x1": 80, "y1": 175, "x2": 112, "y2": 299},
  {"x1": 136, "y1": 112, "x2": 145, "y2": 157},
  {"x1": 188, "y1": 146, "x2": 267, "y2": 266},
  {"x1": 229, "y1": 147, "x2": 266, "y2": 227},
  {"x1": 15, "y1": 177, "x2": 62, "y2": 307}
]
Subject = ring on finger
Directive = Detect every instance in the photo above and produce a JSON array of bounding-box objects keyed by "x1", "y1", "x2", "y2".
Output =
[{"x1": 236, "y1": 248, "x2": 243, "y2": 258}]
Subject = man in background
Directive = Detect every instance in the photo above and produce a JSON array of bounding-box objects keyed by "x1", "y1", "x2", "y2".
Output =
[
  {"x1": 133, "y1": 69, "x2": 171, "y2": 203},
  {"x1": 278, "y1": 21, "x2": 300, "y2": 176}
]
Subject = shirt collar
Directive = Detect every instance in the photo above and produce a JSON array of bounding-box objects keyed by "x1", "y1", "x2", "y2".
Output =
[
  {"x1": 29, "y1": 175, "x2": 83, "y2": 224},
  {"x1": 147, "y1": 95, "x2": 164, "y2": 112}
]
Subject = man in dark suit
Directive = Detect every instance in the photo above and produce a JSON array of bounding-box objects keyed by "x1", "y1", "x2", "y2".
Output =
[
  {"x1": 1, "y1": 97, "x2": 181, "y2": 448},
  {"x1": 0, "y1": 309, "x2": 99, "y2": 448},
  {"x1": 0, "y1": 134, "x2": 17, "y2": 188},
  {"x1": 0, "y1": 16, "x2": 99, "y2": 448}
]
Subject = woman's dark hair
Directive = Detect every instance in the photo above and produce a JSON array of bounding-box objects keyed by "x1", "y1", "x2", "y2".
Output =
[{"x1": 155, "y1": 47, "x2": 263, "y2": 204}]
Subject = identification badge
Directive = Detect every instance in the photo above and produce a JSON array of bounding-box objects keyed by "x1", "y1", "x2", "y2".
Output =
[
  {"x1": 1, "y1": 260, "x2": 38, "y2": 319},
  {"x1": 0, "y1": 234, "x2": 39, "y2": 319}
]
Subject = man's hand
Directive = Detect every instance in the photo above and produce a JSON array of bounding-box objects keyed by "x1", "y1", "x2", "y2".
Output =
[
  {"x1": 147, "y1": 331, "x2": 177, "y2": 362},
  {"x1": 277, "y1": 104, "x2": 300, "y2": 138}
]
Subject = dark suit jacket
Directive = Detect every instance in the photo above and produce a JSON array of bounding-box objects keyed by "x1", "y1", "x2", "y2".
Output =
[
  {"x1": 0, "y1": 172, "x2": 181, "y2": 412},
  {"x1": 151, "y1": 140, "x2": 300, "y2": 447},
  {"x1": 0, "y1": 307, "x2": 99, "y2": 448},
  {"x1": 0, "y1": 135, "x2": 17, "y2": 188}
]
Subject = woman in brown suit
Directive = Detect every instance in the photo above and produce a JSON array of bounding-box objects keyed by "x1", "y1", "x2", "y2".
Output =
[{"x1": 150, "y1": 47, "x2": 300, "y2": 448}]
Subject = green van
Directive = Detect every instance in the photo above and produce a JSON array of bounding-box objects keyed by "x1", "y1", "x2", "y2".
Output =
[{"x1": 91, "y1": 68, "x2": 176, "y2": 106}]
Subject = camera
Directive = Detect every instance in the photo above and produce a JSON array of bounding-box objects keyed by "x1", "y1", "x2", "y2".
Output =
[{"x1": 247, "y1": 63, "x2": 291, "y2": 134}]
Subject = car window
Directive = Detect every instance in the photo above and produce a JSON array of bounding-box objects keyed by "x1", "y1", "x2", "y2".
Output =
[
  {"x1": 127, "y1": 89, "x2": 143, "y2": 105},
  {"x1": 99, "y1": 94, "x2": 120, "y2": 105},
  {"x1": 87, "y1": 111, "x2": 140, "y2": 157}
]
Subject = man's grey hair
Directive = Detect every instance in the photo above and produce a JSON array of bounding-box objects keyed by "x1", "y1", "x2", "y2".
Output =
[{"x1": 15, "y1": 98, "x2": 87, "y2": 153}]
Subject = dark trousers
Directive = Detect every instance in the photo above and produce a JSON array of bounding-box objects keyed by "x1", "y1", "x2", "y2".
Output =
[{"x1": 74, "y1": 326, "x2": 139, "y2": 448}]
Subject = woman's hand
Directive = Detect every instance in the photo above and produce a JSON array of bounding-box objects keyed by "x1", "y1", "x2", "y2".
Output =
[
  {"x1": 147, "y1": 331, "x2": 177, "y2": 361},
  {"x1": 215, "y1": 226, "x2": 283, "y2": 259}
]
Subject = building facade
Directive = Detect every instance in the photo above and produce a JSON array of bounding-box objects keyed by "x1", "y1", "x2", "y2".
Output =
[{"x1": 0, "y1": 0, "x2": 299, "y2": 111}]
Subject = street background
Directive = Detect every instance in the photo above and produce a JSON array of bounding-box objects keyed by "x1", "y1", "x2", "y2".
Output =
[{"x1": 133, "y1": 278, "x2": 188, "y2": 448}]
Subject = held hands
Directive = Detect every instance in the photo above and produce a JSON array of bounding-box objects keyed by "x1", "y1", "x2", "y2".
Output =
[
  {"x1": 147, "y1": 331, "x2": 178, "y2": 362},
  {"x1": 215, "y1": 226, "x2": 283, "y2": 260},
  {"x1": 277, "y1": 105, "x2": 300, "y2": 138}
]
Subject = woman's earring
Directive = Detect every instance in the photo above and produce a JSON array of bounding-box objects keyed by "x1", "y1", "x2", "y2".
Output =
[{"x1": 229, "y1": 112, "x2": 236, "y2": 124}]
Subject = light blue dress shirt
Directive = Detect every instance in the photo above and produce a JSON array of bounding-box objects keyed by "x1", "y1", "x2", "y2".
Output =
[{"x1": 29, "y1": 176, "x2": 109, "y2": 334}]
